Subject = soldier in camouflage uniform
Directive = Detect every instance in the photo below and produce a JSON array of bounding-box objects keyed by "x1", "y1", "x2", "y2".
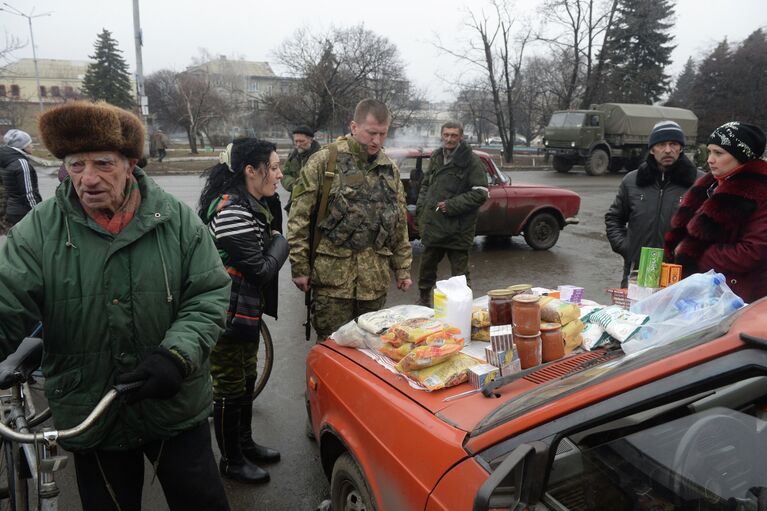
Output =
[
  {"x1": 281, "y1": 125, "x2": 321, "y2": 196},
  {"x1": 287, "y1": 99, "x2": 412, "y2": 340}
]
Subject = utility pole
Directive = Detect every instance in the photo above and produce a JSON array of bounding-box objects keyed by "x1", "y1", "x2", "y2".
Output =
[
  {"x1": 132, "y1": 0, "x2": 149, "y2": 156},
  {"x1": 0, "y1": 3, "x2": 51, "y2": 112}
]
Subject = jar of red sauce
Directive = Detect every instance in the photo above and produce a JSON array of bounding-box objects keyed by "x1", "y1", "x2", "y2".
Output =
[
  {"x1": 540, "y1": 322, "x2": 564, "y2": 362},
  {"x1": 514, "y1": 332, "x2": 542, "y2": 369},
  {"x1": 488, "y1": 289, "x2": 514, "y2": 326},
  {"x1": 512, "y1": 294, "x2": 540, "y2": 335}
]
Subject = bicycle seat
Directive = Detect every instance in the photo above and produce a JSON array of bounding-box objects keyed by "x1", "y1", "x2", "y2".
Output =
[{"x1": 0, "y1": 337, "x2": 43, "y2": 389}]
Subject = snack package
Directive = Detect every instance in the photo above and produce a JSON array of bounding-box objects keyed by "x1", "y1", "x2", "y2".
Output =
[
  {"x1": 562, "y1": 319, "x2": 585, "y2": 353},
  {"x1": 586, "y1": 305, "x2": 648, "y2": 343},
  {"x1": 404, "y1": 353, "x2": 481, "y2": 391},
  {"x1": 421, "y1": 327, "x2": 463, "y2": 347},
  {"x1": 472, "y1": 326, "x2": 490, "y2": 341},
  {"x1": 380, "y1": 318, "x2": 446, "y2": 347},
  {"x1": 581, "y1": 323, "x2": 609, "y2": 351},
  {"x1": 389, "y1": 304, "x2": 435, "y2": 320},
  {"x1": 378, "y1": 342, "x2": 414, "y2": 362},
  {"x1": 396, "y1": 341, "x2": 464, "y2": 372},
  {"x1": 539, "y1": 296, "x2": 580, "y2": 324},
  {"x1": 358, "y1": 309, "x2": 406, "y2": 335},
  {"x1": 471, "y1": 307, "x2": 490, "y2": 328}
]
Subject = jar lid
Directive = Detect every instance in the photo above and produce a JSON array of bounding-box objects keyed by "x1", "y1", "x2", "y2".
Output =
[
  {"x1": 540, "y1": 322, "x2": 561, "y2": 331},
  {"x1": 507, "y1": 284, "x2": 532, "y2": 293},
  {"x1": 488, "y1": 288, "x2": 515, "y2": 297},
  {"x1": 512, "y1": 293, "x2": 540, "y2": 304}
]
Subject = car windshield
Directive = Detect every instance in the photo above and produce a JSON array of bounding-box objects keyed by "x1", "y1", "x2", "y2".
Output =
[
  {"x1": 548, "y1": 112, "x2": 587, "y2": 128},
  {"x1": 489, "y1": 159, "x2": 509, "y2": 184},
  {"x1": 474, "y1": 318, "x2": 733, "y2": 435}
]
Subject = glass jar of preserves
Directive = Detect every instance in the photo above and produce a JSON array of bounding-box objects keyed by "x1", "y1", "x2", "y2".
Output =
[
  {"x1": 488, "y1": 289, "x2": 514, "y2": 326},
  {"x1": 507, "y1": 284, "x2": 532, "y2": 297},
  {"x1": 512, "y1": 294, "x2": 540, "y2": 335},
  {"x1": 540, "y1": 322, "x2": 564, "y2": 362},
  {"x1": 514, "y1": 332, "x2": 542, "y2": 369}
]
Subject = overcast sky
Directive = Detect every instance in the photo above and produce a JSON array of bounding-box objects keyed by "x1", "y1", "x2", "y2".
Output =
[{"x1": 2, "y1": 0, "x2": 766, "y2": 101}]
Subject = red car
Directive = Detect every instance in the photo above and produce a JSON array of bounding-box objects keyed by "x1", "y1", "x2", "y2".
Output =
[
  {"x1": 390, "y1": 148, "x2": 580, "y2": 250},
  {"x1": 306, "y1": 301, "x2": 767, "y2": 510}
]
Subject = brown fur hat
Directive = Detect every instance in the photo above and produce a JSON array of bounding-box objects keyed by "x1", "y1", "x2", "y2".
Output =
[{"x1": 38, "y1": 101, "x2": 145, "y2": 159}]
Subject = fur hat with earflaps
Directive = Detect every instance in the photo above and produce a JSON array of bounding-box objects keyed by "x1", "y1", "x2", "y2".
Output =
[{"x1": 38, "y1": 101, "x2": 145, "y2": 159}]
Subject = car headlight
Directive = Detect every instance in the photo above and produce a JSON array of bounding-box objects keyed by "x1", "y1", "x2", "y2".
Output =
[{"x1": 570, "y1": 141, "x2": 576, "y2": 147}]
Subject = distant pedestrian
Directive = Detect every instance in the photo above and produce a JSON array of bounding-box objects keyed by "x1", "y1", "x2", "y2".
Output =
[
  {"x1": 282, "y1": 125, "x2": 321, "y2": 196},
  {"x1": 666, "y1": 121, "x2": 767, "y2": 303},
  {"x1": 0, "y1": 129, "x2": 42, "y2": 226},
  {"x1": 153, "y1": 128, "x2": 169, "y2": 162},
  {"x1": 605, "y1": 120, "x2": 701, "y2": 287},
  {"x1": 415, "y1": 121, "x2": 488, "y2": 305}
]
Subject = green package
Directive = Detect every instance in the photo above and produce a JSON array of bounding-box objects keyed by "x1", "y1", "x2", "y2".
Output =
[{"x1": 637, "y1": 247, "x2": 664, "y2": 287}]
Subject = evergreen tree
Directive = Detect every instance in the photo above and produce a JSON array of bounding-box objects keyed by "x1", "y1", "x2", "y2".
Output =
[
  {"x1": 729, "y1": 29, "x2": 767, "y2": 129},
  {"x1": 602, "y1": 0, "x2": 676, "y2": 103},
  {"x1": 665, "y1": 57, "x2": 696, "y2": 108},
  {"x1": 688, "y1": 40, "x2": 731, "y2": 138},
  {"x1": 82, "y1": 29, "x2": 134, "y2": 109}
]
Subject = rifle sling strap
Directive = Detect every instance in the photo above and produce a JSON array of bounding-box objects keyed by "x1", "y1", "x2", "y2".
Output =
[{"x1": 311, "y1": 142, "x2": 338, "y2": 257}]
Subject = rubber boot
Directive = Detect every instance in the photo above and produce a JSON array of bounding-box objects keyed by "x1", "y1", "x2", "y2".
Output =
[
  {"x1": 239, "y1": 379, "x2": 280, "y2": 463},
  {"x1": 213, "y1": 397, "x2": 270, "y2": 484},
  {"x1": 417, "y1": 287, "x2": 433, "y2": 307}
]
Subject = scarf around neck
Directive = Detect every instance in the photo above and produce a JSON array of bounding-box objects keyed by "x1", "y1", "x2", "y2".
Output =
[{"x1": 83, "y1": 172, "x2": 142, "y2": 234}]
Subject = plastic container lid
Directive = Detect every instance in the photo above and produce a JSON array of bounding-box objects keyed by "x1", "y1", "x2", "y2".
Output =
[
  {"x1": 507, "y1": 284, "x2": 533, "y2": 293},
  {"x1": 488, "y1": 289, "x2": 515, "y2": 298},
  {"x1": 512, "y1": 293, "x2": 540, "y2": 304}
]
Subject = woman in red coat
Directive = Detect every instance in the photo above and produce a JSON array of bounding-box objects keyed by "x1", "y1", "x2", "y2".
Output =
[{"x1": 665, "y1": 122, "x2": 767, "y2": 303}]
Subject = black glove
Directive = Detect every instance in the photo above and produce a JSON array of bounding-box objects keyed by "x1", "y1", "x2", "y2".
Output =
[
  {"x1": 116, "y1": 348, "x2": 186, "y2": 404},
  {"x1": 266, "y1": 234, "x2": 289, "y2": 268}
]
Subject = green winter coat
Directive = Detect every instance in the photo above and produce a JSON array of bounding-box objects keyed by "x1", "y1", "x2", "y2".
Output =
[
  {"x1": 416, "y1": 142, "x2": 488, "y2": 250},
  {"x1": 0, "y1": 168, "x2": 230, "y2": 451},
  {"x1": 282, "y1": 140, "x2": 321, "y2": 193}
]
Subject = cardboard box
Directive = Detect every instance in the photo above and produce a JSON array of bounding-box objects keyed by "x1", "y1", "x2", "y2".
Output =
[
  {"x1": 490, "y1": 324, "x2": 513, "y2": 353},
  {"x1": 660, "y1": 263, "x2": 683, "y2": 287},
  {"x1": 468, "y1": 364, "x2": 500, "y2": 388},
  {"x1": 637, "y1": 247, "x2": 664, "y2": 288}
]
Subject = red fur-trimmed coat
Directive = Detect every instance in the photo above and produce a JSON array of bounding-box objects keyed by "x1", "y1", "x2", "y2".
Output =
[{"x1": 665, "y1": 159, "x2": 767, "y2": 303}]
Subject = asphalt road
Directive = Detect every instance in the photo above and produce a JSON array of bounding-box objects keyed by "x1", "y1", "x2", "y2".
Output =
[{"x1": 27, "y1": 165, "x2": 625, "y2": 510}]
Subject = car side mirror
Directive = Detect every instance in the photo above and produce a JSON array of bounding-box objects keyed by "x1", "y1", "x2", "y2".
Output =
[{"x1": 473, "y1": 441, "x2": 548, "y2": 511}]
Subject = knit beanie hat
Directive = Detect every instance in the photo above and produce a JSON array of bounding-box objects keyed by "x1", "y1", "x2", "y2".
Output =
[
  {"x1": 708, "y1": 122, "x2": 766, "y2": 163},
  {"x1": 3, "y1": 129, "x2": 32, "y2": 150},
  {"x1": 292, "y1": 125, "x2": 315, "y2": 137},
  {"x1": 648, "y1": 120, "x2": 685, "y2": 148}
]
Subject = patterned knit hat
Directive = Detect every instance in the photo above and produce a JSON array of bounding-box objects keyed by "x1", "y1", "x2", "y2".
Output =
[
  {"x1": 3, "y1": 129, "x2": 32, "y2": 149},
  {"x1": 648, "y1": 120, "x2": 685, "y2": 148},
  {"x1": 708, "y1": 122, "x2": 766, "y2": 163}
]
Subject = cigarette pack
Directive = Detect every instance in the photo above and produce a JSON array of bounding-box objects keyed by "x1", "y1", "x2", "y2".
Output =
[{"x1": 490, "y1": 324, "x2": 513, "y2": 353}]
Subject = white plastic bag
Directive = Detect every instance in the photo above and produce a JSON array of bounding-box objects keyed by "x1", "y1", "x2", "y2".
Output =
[
  {"x1": 433, "y1": 275, "x2": 473, "y2": 342},
  {"x1": 331, "y1": 319, "x2": 383, "y2": 350},
  {"x1": 622, "y1": 270, "x2": 745, "y2": 354}
]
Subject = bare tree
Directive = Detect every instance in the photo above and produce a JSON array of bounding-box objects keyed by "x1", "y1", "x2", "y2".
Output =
[
  {"x1": 451, "y1": 80, "x2": 497, "y2": 144},
  {"x1": 264, "y1": 24, "x2": 421, "y2": 136},
  {"x1": 437, "y1": 0, "x2": 530, "y2": 163}
]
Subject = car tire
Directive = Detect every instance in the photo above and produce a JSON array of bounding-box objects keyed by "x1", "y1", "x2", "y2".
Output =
[
  {"x1": 331, "y1": 453, "x2": 377, "y2": 511},
  {"x1": 523, "y1": 212, "x2": 560, "y2": 250},
  {"x1": 584, "y1": 149, "x2": 609, "y2": 176},
  {"x1": 552, "y1": 156, "x2": 573, "y2": 173}
]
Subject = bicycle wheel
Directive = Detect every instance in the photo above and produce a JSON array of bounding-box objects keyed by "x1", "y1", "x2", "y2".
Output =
[
  {"x1": 0, "y1": 439, "x2": 24, "y2": 511},
  {"x1": 251, "y1": 322, "x2": 274, "y2": 399}
]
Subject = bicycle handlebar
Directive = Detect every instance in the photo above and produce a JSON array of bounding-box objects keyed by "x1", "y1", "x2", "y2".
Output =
[{"x1": 0, "y1": 381, "x2": 143, "y2": 444}]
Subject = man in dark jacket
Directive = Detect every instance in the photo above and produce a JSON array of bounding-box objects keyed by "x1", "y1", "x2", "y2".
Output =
[
  {"x1": 0, "y1": 102, "x2": 232, "y2": 511},
  {"x1": 415, "y1": 121, "x2": 488, "y2": 305},
  {"x1": 282, "y1": 125, "x2": 321, "y2": 195},
  {"x1": 0, "y1": 129, "x2": 42, "y2": 226},
  {"x1": 605, "y1": 120, "x2": 702, "y2": 287}
]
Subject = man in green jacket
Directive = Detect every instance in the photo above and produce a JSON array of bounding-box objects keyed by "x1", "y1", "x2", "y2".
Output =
[
  {"x1": 0, "y1": 101, "x2": 232, "y2": 511},
  {"x1": 282, "y1": 125, "x2": 321, "y2": 196},
  {"x1": 415, "y1": 122, "x2": 488, "y2": 306},
  {"x1": 288, "y1": 99, "x2": 412, "y2": 340}
]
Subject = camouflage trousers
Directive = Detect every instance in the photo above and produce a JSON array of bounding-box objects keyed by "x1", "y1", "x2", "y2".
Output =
[
  {"x1": 312, "y1": 293, "x2": 387, "y2": 342},
  {"x1": 210, "y1": 332, "x2": 260, "y2": 399},
  {"x1": 417, "y1": 246, "x2": 471, "y2": 291}
]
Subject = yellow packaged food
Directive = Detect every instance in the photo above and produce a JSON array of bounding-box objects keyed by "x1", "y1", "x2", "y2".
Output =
[
  {"x1": 378, "y1": 342, "x2": 414, "y2": 362},
  {"x1": 395, "y1": 340, "x2": 465, "y2": 372},
  {"x1": 539, "y1": 296, "x2": 580, "y2": 324},
  {"x1": 380, "y1": 318, "x2": 445, "y2": 347},
  {"x1": 472, "y1": 325, "x2": 490, "y2": 341},
  {"x1": 471, "y1": 307, "x2": 490, "y2": 328},
  {"x1": 404, "y1": 353, "x2": 481, "y2": 391},
  {"x1": 562, "y1": 319, "x2": 585, "y2": 354}
]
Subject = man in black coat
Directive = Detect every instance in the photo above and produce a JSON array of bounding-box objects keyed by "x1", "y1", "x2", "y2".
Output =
[
  {"x1": 0, "y1": 129, "x2": 42, "y2": 226},
  {"x1": 605, "y1": 120, "x2": 702, "y2": 287}
]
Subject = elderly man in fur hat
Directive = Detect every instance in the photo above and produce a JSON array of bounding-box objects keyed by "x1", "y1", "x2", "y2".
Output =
[{"x1": 0, "y1": 102, "x2": 232, "y2": 511}]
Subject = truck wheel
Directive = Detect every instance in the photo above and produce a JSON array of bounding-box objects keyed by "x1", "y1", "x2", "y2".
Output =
[
  {"x1": 585, "y1": 149, "x2": 609, "y2": 176},
  {"x1": 331, "y1": 453, "x2": 377, "y2": 511},
  {"x1": 523, "y1": 212, "x2": 560, "y2": 250},
  {"x1": 552, "y1": 156, "x2": 573, "y2": 173}
]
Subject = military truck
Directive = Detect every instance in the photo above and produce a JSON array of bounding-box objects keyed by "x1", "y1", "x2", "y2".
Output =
[{"x1": 543, "y1": 103, "x2": 698, "y2": 176}]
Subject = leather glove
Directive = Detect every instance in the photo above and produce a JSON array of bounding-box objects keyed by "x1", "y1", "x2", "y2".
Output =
[
  {"x1": 266, "y1": 234, "x2": 289, "y2": 268},
  {"x1": 116, "y1": 348, "x2": 186, "y2": 404}
]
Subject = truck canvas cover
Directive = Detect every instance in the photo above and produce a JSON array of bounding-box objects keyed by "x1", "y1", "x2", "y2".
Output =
[{"x1": 601, "y1": 103, "x2": 698, "y2": 145}]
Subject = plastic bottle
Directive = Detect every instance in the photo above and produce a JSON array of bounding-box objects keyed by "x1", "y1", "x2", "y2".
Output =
[{"x1": 632, "y1": 271, "x2": 726, "y2": 320}]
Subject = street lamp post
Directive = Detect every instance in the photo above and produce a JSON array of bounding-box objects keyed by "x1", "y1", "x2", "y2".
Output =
[{"x1": 0, "y1": 3, "x2": 52, "y2": 112}]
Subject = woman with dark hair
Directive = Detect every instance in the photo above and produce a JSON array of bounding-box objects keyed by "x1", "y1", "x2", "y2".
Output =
[
  {"x1": 665, "y1": 121, "x2": 767, "y2": 303},
  {"x1": 199, "y1": 138, "x2": 288, "y2": 484}
]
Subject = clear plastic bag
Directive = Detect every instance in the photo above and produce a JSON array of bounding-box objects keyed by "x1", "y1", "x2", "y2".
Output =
[
  {"x1": 331, "y1": 319, "x2": 383, "y2": 350},
  {"x1": 622, "y1": 270, "x2": 745, "y2": 354}
]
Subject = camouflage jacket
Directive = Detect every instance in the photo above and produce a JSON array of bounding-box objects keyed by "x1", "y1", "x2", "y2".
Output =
[
  {"x1": 282, "y1": 140, "x2": 321, "y2": 193},
  {"x1": 287, "y1": 136, "x2": 412, "y2": 300}
]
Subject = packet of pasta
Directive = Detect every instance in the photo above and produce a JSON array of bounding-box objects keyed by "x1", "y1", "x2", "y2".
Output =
[
  {"x1": 378, "y1": 342, "x2": 414, "y2": 362},
  {"x1": 380, "y1": 318, "x2": 446, "y2": 347},
  {"x1": 404, "y1": 353, "x2": 481, "y2": 391},
  {"x1": 395, "y1": 340, "x2": 465, "y2": 372}
]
